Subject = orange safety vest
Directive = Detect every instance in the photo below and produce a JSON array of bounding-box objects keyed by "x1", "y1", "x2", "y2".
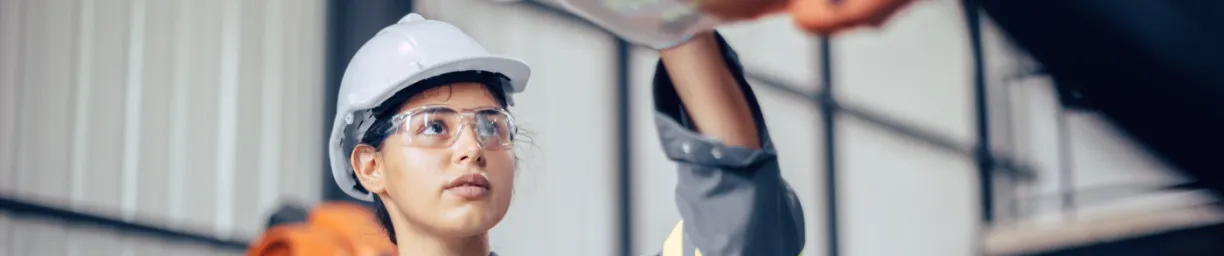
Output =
[{"x1": 247, "y1": 202, "x2": 397, "y2": 256}]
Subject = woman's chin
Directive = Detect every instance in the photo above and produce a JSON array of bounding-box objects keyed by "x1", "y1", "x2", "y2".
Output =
[{"x1": 436, "y1": 206, "x2": 502, "y2": 235}]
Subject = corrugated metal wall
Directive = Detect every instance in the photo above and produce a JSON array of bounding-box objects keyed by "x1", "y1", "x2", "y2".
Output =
[{"x1": 0, "y1": 0, "x2": 326, "y2": 254}]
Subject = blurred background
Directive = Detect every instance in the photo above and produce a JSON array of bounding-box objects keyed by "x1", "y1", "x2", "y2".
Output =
[{"x1": 1, "y1": 0, "x2": 1219, "y2": 255}]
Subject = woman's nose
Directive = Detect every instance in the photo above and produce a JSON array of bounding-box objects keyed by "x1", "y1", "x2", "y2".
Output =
[{"x1": 451, "y1": 124, "x2": 486, "y2": 167}]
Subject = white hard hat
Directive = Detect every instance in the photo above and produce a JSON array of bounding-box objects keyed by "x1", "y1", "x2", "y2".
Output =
[{"x1": 328, "y1": 13, "x2": 531, "y2": 201}]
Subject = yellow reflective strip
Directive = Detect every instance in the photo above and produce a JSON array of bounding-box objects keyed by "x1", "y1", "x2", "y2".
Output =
[{"x1": 662, "y1": 221, "x2": 685, "y2": 256}]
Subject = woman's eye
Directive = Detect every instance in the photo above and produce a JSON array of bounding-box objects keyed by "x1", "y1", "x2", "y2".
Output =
[{"x1": 421, "y1": 121, "x2": 446, "y2": 135}]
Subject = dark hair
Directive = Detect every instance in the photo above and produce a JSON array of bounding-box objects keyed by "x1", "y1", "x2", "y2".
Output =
[{"x1": 355, "y1": 71, "x2": 513, "y2": 245}]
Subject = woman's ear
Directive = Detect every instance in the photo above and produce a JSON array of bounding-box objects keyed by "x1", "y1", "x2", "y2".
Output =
[{"x1": 351, "y1": 144, "x2": 386, "y2": 194}]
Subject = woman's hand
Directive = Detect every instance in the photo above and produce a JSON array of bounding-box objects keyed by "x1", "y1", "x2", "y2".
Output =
[
  {"x1": 658, "y1": 33, "x2": 761, "y2": 149},
  {"x1": 787, "y1": 0, "x2": 918, "y2": 34},
  {"x1": 697, "y1": 0, "x2": 919, "y2": 35}
]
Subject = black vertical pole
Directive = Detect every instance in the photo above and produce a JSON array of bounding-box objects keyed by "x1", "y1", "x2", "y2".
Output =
[
  {"x1": 819, "y1": 38, "x2": 840, "y2": 256},
  {"x1": 324, "y1": 0, "x2": 415, "y2": 203},
  {"x1": 962, "y1": 0, "x2": 994, "y2": 224},
  {"x1": 614, "y1": 39, "x2": 634, "y2": 256}
]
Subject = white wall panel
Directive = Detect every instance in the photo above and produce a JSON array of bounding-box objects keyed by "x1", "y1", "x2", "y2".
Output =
[
  {"x1": 835, "y1": 0, "x2": 974, "y2": 144},
  {"x1": 9, "y1": 2, "x2": 78, "y2": 252},
  {"x1": 258, "y1": 0, "x2": 287, "y2": 216},
  {"x1": 275, "y1": 0, "x2": 307, "y2": 203},
  {"x1": 179, "y1": 0, "x2": 223, "y2": 231},
  {"x1": 299, "y1": 0, "x2": 327, "y2": 207},
  {"x1": 67, "y1": 224, "x2": 123, "y2": 256},
  {"x1": 15, "y1": 0, "x2": 76, "y2": 203},
  {"x1": 76, "y1": 0, "x2": 129, "y2": 213},
  {"x1": 0, "y1": 0, "x2": 326, "y2": 253},
  {"x1": 11, "y1": 216, "x2": 68, "y2": 256},
  {"x1": 135, "y1": 0, "x2": 176, "y2": 221},
  {"x1": 0, "y1": 211, "x2": 10, "y2": 256},
  {"x1": 0, "y1": 1, "x2": 20, "y2": 252},
  {"x1": 824, "y1": 4, "x2": 982, "y2": 255},
  {"x1": 274, "y1": 0, "x2": 326, "y2": 205},
  {"x1": 416, "y1": 0, "x2": 620, "y2": 255},
  {"x1": 0, "y1": 0, "x2": 22, "y2": 194},
  {"x1": 126, "y1": 232, "x2": 167, "y2": 256},
  {"x1": 231, "y1": 0, "x2": 265, "y2": 238},
  {"x1": 839, "y1": 117, "x2": 978, "y2": 256},
  {"x1": 720, "y1": 16, "x2": 823, "y2": 92},
  {"x1": 627, "y1": 47, "x2": 677, "y2": 256}
]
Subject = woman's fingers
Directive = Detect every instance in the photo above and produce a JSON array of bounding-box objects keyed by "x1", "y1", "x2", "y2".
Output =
[
  {"x1": 698, "y1": 0, "x2": 791, "y2": 21},
  {"x1": 789, "y1": 0, "x2": 845, "y2": 34},
  {"x1": 789, "y1": 0, "x2": 915, "y2": 34},
  {"x1": 693, "y1": 0, "x2": 918, "y2": 35}
]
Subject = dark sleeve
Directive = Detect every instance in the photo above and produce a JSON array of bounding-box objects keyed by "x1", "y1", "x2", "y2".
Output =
[{"x1": 653, "y1": 32, "x2": 806, "y2": 256}]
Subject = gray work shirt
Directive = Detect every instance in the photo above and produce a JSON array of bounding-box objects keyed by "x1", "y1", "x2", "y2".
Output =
[{"x1": 650, "y1": 32, "x2": 806, "y2": 256}]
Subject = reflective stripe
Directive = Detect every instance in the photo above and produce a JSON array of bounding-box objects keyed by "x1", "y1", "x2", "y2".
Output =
[
  {"x1": 663, "y1": 221, "x2": 685, "y2": 256},
  {"x1": 661, "y1": 220, "x2": 806, "y2": 256}
]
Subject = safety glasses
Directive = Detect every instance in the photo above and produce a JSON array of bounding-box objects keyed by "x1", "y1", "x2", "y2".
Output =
[{"x1": 386, "y1": 105, "x2": 517, "y2": 150}]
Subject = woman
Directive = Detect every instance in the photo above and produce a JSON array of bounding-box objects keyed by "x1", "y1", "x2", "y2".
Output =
[{"x1": 328, "y1": 13, "x2": 805, "y2": 256}]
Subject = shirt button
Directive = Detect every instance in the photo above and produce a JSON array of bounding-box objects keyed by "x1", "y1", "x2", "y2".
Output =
[
  {"x1": 711, "y1": 147, "x2": 723, "y2": 159},
  {"x1": 681, "y1": 142, "x2": 692, "y2": 154}
]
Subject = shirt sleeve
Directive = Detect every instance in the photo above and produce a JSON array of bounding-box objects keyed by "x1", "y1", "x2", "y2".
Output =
[{"x1": 652, "y1": 32, "x2": 806, "y2": 256}]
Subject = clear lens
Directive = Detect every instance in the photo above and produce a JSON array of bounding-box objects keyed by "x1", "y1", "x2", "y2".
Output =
[
  {"x1": 475, "y1": 109, "x2": 514, "y2": 149},
  {"x1": 406, "y1": 107, "x2": 460, "y2": 147}
]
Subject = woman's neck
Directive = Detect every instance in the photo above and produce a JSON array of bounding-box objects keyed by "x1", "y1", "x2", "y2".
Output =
[{"x1": 394, "y1": 228, "x2": 491, "y2": 256}]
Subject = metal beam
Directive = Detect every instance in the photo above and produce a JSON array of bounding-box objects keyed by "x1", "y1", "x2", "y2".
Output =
[
  {"x1": 963, "y1": 0, "x2": 994, "y2": 224},
  {"x1": 614, "y1": 38, "x2": 634, "y2": 256},
  {"x1": 819, "y1": 38, "x2": 841, "y2": 256},
  {"x1": 0, "y1": 194, "x2": 248, "y2": 250}
]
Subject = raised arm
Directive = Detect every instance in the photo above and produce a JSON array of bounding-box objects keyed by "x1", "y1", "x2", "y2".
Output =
[{"x1": 653, "y1": 32, "x2": 805, "y2": 256}]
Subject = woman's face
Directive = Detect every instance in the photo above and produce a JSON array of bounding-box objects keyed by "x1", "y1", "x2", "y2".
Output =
[{"x1": 355, "y1": 82, "x2": 515, "y2": 238}]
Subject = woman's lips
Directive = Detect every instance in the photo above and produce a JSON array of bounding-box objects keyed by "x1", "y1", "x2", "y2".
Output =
[{"x1": 444, "y1": 173, "x2": 490, "y2": 199}]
